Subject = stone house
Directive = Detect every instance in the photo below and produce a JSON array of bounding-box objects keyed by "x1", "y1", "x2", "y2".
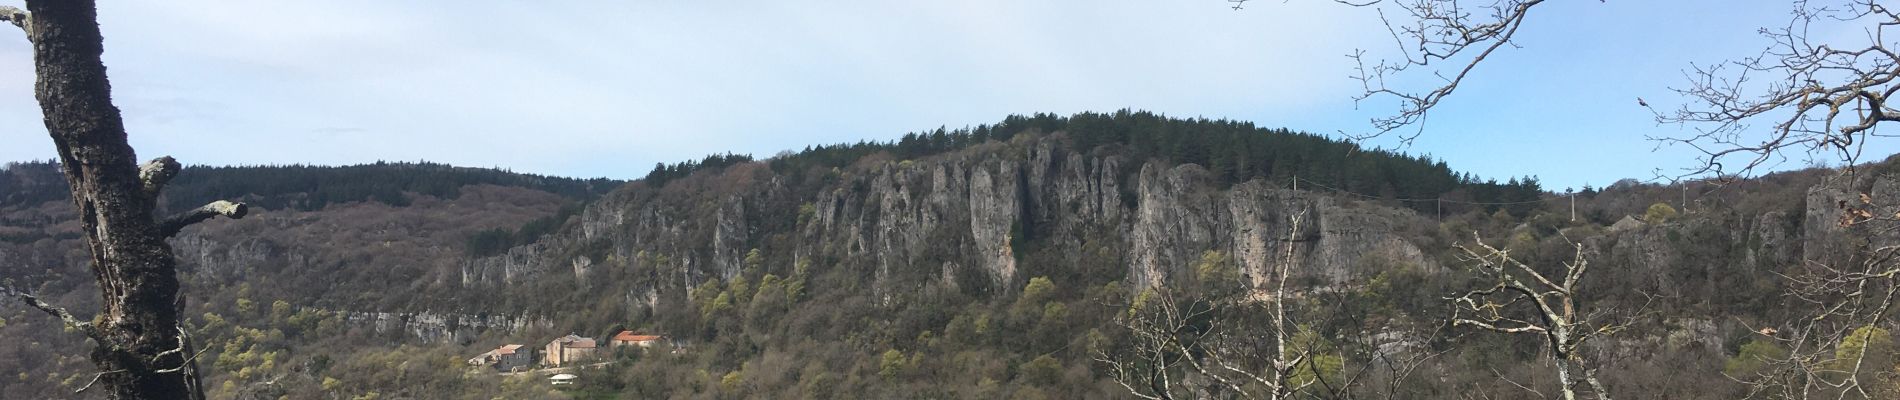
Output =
[
  {"x1": 608, "y1": 330, "x2": 665, "y2": 348},
  {"x1": 467, "y1": 344, "x2": 534, "y2": 372},
  {"x1": 543, "y1": 334, "x2": 598, "y2": 367}
]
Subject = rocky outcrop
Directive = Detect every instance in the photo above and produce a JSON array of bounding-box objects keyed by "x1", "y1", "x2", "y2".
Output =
[
  {"x1": 340, "y1": 311, "x2": 552, "y2": 343},
  {"x1": 1130, "y1": 167, "x2": 1435, "y2": 289},
  {"x1": 1749, "y1": 211, "x2": 1797, "y2": 269},
  {"x1": 711, "y1": 198, "x2": 748, "y2": 280},
  {"x1": 1804, "y1": 179, "x2": 1856, "y2": 258},
  {"x1": 1800, "y1": 171, "x2": 1900, "y2": 263},
  {"x1": 1608, "y1": 215, "x2": 1645, "y2": 232},
  {"x1": 481, "y1": 134, "x2": 1444, "y2": 306},
  {"x1": 172, "y1": 234, "x2": 283, "y2": 280},
  {"x1": 792, "y1": 152, "x2": 1047, "y2": 294},
  {"x1": 1127, "y1": 163, "x2": 1225, "y2": 287},
  {"x1": 462, "y1": 243, "x2": 549, "y2": 286},
  {"x1": 967, "y1": 160, "x2": 1021, "y2": 286}
]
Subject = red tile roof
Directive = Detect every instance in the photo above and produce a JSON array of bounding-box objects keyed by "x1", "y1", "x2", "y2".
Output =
[
  {"x1": 611, "y1": 331, "x2": 664, "y2": 342},
  {"x1": 552, "y1": 334, "x2": 597, "y2": 349},
  {"x1": 496, "y1": 344, "x2": 523, "y2": 355}
]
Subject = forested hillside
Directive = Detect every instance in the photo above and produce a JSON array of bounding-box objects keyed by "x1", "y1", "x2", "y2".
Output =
[
  {"x1": 755, "y1": 110, "x2": 1544, "y2": 215},
  {"x1": 0, "y1": 162, "x2": 621, "y2": 399},
  {"x1": 0, "y1": 111, "x2": 1876, "y2": 399}
]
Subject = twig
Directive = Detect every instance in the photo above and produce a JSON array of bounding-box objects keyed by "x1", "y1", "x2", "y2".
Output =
[
  {"x1": 3, "y1": 284, "x2": 101, "y2": 342},
  {"x1": 72, "y1": 369, "x2": 125, "y2": 394}
]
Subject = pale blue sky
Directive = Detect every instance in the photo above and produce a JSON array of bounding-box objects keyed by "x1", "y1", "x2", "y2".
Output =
[{"x1": 0, "y1": 0, "x2": 1885, "y2": 190}]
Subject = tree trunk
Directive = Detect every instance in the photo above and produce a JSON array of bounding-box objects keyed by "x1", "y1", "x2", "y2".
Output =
[{"x1": 18, "y1": 1, "x2": 209, "y2": 398}]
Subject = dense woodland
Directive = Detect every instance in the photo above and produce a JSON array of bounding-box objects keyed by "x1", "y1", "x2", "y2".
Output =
[
  {"x1": 3, "y1": 160, "x2": 621, "y2": 213},
  {"x1": 0, "y1": 111, "x2": 1880, "y2": 399}
]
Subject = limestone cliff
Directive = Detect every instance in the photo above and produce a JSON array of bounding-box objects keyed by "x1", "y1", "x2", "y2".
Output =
[{"x1": 466, "y1": 135, "x2": 1443, "y2": 305}]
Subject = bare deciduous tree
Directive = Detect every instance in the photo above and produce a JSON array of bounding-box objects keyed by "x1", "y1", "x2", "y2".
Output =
[
  {"x1": 1654, "y1": 0, "x2": 1900, "y2": 177},
  {"x1": 0, "y1": 1, "x2": 247, "y2": 399},
  {"x1": 1675, "y1": 3, "x2": 1900, "y2": 396},
  {"x1": 1098, "y1": 213, "x2": 1316, "y2": 399},
  {"x1": 1233, "y1": 0, "x2": 1546, "y2": 145},
  {"x1": 1449, "y1": 238, "x2": 1633, "y2": 400},
  {"x1": 1225, "y1": 2, "x2": 1900, "y2": 396},
  {"x1": 1098, "y1": 286, "x2": 1317, "y2": 399},
  {"x1": 1728, "y1": 202, "x2": 1900, "y2": 398},
  {"x1": 1230, "y1": 0, "x2": 1900, "y2": 179},
  {"x1": 1098, "y1": 210, "x2": 1443, "y2": 399}
]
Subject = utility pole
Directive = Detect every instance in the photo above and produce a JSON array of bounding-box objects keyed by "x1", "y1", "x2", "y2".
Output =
[
  {"x1": 1681, "y1": 183, "x2": 1688, "y2": 214},
  {"x1": 1566, "y1": 187, "x2": 1575, "y2": 222}
]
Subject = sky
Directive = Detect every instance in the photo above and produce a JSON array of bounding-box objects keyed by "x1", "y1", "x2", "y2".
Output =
[{"x1": 0, "y1": 0, "x2": 1888, "y2": 190}]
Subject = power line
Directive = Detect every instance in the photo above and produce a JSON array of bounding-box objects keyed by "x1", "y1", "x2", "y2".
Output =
[{"x1": 1290, "y1": 177, "x2": 1557, "y2": 206}]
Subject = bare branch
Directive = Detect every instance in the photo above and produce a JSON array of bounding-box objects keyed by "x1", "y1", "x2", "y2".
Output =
[
  {"x1": 1100, "y1": 213, "x2": 1337, "y2": 399},
  {"x1": 152, "y1": 346, "x2": 209, "y2": 374},
  {"x1": 1652, "y1": 0, "x2": 1900, "y2": 178},
  {"x1": 1491, "y1": 367, "x2": 1546, "y2": 399},
  {"x1": 1222, "y1": 1, "x2": 1554, "y2": 145},
  {"x1": 0, "y1": 6, "x2": 25, "y2": 34},
  {"x1": 2, "y1": 283, "x2": 102, "y2": 342},
  {"x1": 1737, "y1": 210, "x2": 1900, "y2": 396},
  {"x1": 139, "y1": 156, "x2": 180, "y2": 198},
  {"x1": 1449, "y1": 236, "x2": 1619, "y2": 400},
  {"x1": 73, "y1": 370, "x2": 125, "y2": 394},
  {"x1": 158, "y1": 200, "x2": 249, "y2": 237}
]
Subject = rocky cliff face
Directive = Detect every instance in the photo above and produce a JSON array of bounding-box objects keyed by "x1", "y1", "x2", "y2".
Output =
[
  {"x1": 1799, "y1": 171, "x2": 1900, "y2": 263},
  {"x1": 1126, "y1": 164, "x2": 1437, "y2": 289},
  {"x1": 466, "y1": 135, "x2": 1443, "y2": 303},
  {"x1": 340, "y1": 311, "x2": 552, "y2": 344},
  {"x1": 433, "y1": 135, "x2": 1896, "y2": 365},
  {"x1": 461, "y1": 243, "x2": 549, "y2": 286}
]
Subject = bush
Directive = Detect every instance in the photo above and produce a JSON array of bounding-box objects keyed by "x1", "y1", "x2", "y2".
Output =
[
  {"x1": 879, "y1": 350, "x2": 907, "y2": 380},
  {"x1": 1834, "y1": 326, "x2": 1896, "y2": 378},
  {"x1": 1018, "y1": 355, "x2": 1062, "y2": 386},
  {"x1": 1723, "y1": 338, "x2": 1788, "y2": 377},
  {"x1": 1645, "y1": 202, "x2": 1678, "y2": 223}
]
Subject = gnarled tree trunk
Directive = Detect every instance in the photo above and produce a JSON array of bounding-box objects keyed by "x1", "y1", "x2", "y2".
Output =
[{"x1": 3, "y1": 1, "x2": 246, "y2": 398}]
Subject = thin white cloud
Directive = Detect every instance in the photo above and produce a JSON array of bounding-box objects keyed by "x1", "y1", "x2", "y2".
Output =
[
  {"x1": 3, "y1": 0, "x2": 1834, "y2": 189},
  {"x1": 3, "y1": 1, "x2": 1387, "y2": 176}
]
